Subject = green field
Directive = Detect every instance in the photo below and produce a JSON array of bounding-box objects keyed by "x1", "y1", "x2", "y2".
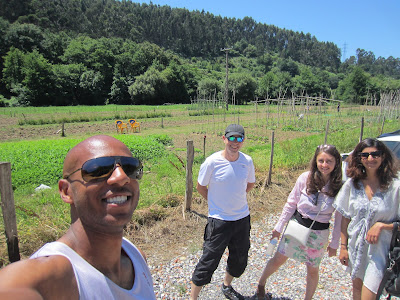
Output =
[{"x1": 0, "y1": 103, "x2": 398, "y2": 264}]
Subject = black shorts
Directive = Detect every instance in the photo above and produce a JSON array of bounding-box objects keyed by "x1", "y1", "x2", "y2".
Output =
[{"x1": 191, "y1": 215, "x2": 251, "y2": 286}]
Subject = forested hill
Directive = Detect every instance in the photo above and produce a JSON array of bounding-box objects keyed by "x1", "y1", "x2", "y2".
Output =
[
  {"x1": 1, "y1": 0, "x2": 341, "y2": 69},
  {"x1": 0, "y1": 0, "x2": 399, "y2": 107}
]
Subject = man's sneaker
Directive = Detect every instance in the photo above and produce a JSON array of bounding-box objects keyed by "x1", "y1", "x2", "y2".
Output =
[
  {"x1": 251, "y1": 291, "x2": 273, "y2": 300},
  {"x1": 221, "y1": 284, "x2": 244, "y2": 300}
]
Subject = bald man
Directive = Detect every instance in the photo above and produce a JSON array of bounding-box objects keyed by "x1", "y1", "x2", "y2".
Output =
[{"x1": 0, "y1": 135, "x2": 156, "y2": 299}]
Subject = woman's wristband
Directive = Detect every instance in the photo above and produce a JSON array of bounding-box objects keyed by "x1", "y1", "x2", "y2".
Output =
[{"x1": 340, "y1": 243, "x2": 348, "y2": 248}]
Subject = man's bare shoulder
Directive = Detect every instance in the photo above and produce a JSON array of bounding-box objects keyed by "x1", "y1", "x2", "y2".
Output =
[{"x1": 0, "y1": 255, "x2": 78, "y2": 300}]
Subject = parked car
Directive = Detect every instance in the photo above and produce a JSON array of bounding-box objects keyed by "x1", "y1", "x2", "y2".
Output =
[
  {"x1": 341, "y1": 130, "x2": 400, "y2": 180},
  {"x1": 377, "y1": 130, "x2": 400, "y2": 159}
]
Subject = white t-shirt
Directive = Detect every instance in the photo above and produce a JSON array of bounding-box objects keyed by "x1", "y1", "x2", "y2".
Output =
[
  {"x1": 198, "y1": 150, "x2": 255, "y2": 221},
  {"x1": 30, "y1": 238, "x2": 156, "y2": 300}
]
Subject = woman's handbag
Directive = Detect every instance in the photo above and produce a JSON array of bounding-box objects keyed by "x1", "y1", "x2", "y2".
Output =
[
  {"x1": 376, "y1": 222, "x2": 400, "y2": 300},
  {"x1": 283, "y1": 219, "x2": 311, "y2": 246},
  {"x1": 282, "y1": 201, "x2": 324, "y2": 247}
]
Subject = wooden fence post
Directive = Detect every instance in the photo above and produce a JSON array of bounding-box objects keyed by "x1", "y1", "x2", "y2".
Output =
[
  {"x1": 380, "y1": 117, "x2": 385, "y2": 135},
  {"x1": 203, "y1": 135, "x2": 206, "y2": 158},
  {"x1": 0, "y1": 162, "x2": 20, "y2": 263},
  {"x1": 183, "y1": 141, "x2": 194, "y2": 215},
  {"x1": 324, "y1": 119, "x2": 330, "y2": 145},
  {"x1": 267, "y1": 131, "x2": 275, "y2": 186},
  {"x1": 359, "y1": 117, "x2": 364, "y2": 142},
  {"x1": 61, "y1": 122, "x2": 65, "y2": 137},
  {"x1": 262, "y1": 131, "x2": 275, "y2": 192}
]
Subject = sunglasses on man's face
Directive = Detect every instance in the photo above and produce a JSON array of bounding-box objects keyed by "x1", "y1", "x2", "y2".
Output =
[
  {"x1": 227, "y1": 136, "x2": 244, "y2": 143},
  {"x1": 64, "y1": 156, "x2": 143, "y2": 183},
  {"x1": 360, "y1": 151, "x2": 383, "y2": 159}
]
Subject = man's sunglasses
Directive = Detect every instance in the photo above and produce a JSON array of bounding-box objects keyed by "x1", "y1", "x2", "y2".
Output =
[
  {"x1": 360, "y1": 151, "x2": 383, "y2": 159},
  {"x1": 227, "y1": 136, "x2": 244, "y2": 143},
  {"x1": 64, "y1": 156, "x2": 143, "y2": 182}
]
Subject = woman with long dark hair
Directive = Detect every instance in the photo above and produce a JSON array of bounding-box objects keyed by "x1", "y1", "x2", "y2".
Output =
[
  {"x1": 334, "y1": 138, "x2": 400, "y2": 300},
  {"x1": 255, "y1": 144, "x2": 343, "y2": 300}
]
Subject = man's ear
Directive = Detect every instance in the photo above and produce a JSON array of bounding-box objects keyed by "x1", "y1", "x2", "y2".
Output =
[{"x1": 59, "y1": 179, "x2": 74, "y2": 204}]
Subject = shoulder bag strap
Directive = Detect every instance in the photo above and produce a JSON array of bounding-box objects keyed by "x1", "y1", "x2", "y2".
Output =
[
  {"x1": 390, "y1": 222, "x2": 399, "y2": 250},
  {"x1": 375, "y1": 222, "x2": 399, "y2": 300},
  {"x1": 308, "y1": 197, "x2": 325, "y2": 228}
]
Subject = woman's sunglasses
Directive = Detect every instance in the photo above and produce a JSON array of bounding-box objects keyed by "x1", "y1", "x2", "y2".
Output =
[
  {"x1": 64, "y1": 156, "x2": 143, "y2": 182},
  {"x1": 227, "y1": 136, "x2": 244, "y2": 143},
  {"x1": 360, "y1": 151, "x2": 383, "y2": 159}
]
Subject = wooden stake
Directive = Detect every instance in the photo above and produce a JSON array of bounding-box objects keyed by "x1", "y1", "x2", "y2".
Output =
[
  {"x1": 0, "y1": 162, "x2": 20, "y2": 263},
  {"x1": 183, "y1": 140, "x2": 194, "y2": 216}
]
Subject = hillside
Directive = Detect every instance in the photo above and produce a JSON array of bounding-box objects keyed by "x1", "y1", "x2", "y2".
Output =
[{"x1": 0, "y1": 0, "x2": 399, "y2": 108}]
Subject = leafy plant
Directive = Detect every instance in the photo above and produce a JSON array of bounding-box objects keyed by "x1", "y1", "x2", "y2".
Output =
[{"x1": 0, "y1": 136, "x2": 168, "y2": 190}]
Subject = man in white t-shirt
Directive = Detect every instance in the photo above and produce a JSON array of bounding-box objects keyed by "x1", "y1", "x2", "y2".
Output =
[
  {"x1": 190, "y1": 124, "x2": 256, "y2": 300},
  {"x1": 0, "y1": 135, "x2": 156, "y2": 299}
]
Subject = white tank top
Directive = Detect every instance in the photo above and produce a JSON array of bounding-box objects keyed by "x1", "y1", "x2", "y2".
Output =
[{"x1": 30, "y1": 238, "x2": 156, "y2": 300}]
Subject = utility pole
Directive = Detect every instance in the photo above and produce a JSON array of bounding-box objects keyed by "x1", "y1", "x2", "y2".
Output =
[
  {"x1": 221, "y1": 47, "x2": 232, "y2": 111},
  {"x1": 342, "y1": 42, "x2": 347, "y2": 62}
]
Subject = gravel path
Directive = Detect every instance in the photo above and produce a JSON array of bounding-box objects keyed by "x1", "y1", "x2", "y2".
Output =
[{"x1": 149, "y1": 214, "x2": 355, "y2": 300}]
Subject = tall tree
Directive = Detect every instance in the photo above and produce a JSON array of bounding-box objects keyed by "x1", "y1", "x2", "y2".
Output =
[
  {"x1": 337, "y1": 66, "x2": 369, "y2": 103},
  {"x1": 229, "y1": 73, "x2": 257, "y2": 104},
  {"x1": 22, "y1": 50, "x2": 54, "y2": 106}
]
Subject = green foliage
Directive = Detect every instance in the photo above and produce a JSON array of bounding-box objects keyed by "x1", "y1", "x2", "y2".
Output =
[
  {"x1": 246, "y1": 121, "x2": 400, "y2": 172},
  {"x1": 281, "y1": 125, "x2": 305, "y2": 132},
  {"x1": 0, "y1": 136, "x2": 167, "y2": 190},
  {"x1": 3, "y1": 47, "x2": 25, "y2": 89},
  {"x1": 369, "y1": 75, "x2": 400, "y2": 93},
  {"x1": 52, "y1": 63, "x2": 87, "y2": 106},
  {"x1": 0, "y1": 1, "x2": 399, "y2": 107},
  {"x1": 5, "y1": 22, "x2": 45, "y2": 53},
  {"x1": 229, "y1": 73, "x2": 258, "y2": 104},
  {"x1": 128, "y1": 65, "x2": 167, "y2": 105},
  {"x1": 292, "y1": 66, "x2": 330, "y2": 96},
  {"x1": 188, "y1": 108, "x2": 229, "y2": 117},
  {"x1": 10, "y1": 187, "x2": 70, "y2": 259},
  {"x1": 113, "y1": 136, "x2": 167, "y2": 162},
  {"x1": 198, "y1": 78, "x2": 221, "y2": 97},
  {"x1": 0, "y1": 104, "x2": 398, "y2": 264},
  {"x1": 257, "y1": 70, "x2": 294, "y2": 98},
  {"x1": 3, "y1": 48, "x2": 54, "y2": 106},
  {"x1": 0, "y1": 139, "x2": 69, "y2": 188},
  {"x1": 10, "y1": 105, "x2": 172, "y2": 125},
  {"x1": 337, "y1": 67, "x2": 370, "y2": 103},
  {"x1": 147, "y1": 134, "x2": 174, "y2": 146},
  {"x1": 279, "y1": 58, "x2": 299, "y2": 77},
  {"x1": 138, "y1": 152, "x2": 191, "y2": 208},
  {"x1": 0, "y1": 95, "x2": 8, "y2": 107}
]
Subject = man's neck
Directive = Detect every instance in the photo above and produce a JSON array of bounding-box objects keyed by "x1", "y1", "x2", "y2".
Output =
[
  {"x1": 59, "y1": 222, "x2": 125, "y2": 276},
  {"x1": 60, "y1": 223, "x2": 135, "y2": 289},
  {"x1": 222, "y1": 149, "x2": 239, "y2": 162}
]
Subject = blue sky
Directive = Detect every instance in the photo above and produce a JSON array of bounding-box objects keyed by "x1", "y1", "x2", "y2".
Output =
[{"x1": 138, "y1": 0, "x2": 400, "y2": 60}]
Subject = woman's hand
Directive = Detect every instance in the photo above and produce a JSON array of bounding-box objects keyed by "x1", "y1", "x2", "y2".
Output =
[
  {"x1": 327, "y1": 246, "x2": 337, "y2": 257},
  {"x1": 339, "y1": 247, "x2": 349, "y2": 266},
  {"x1": 366, "y1": 222, "x2": 384, "y2": 244},
  {"x1": 271, "y1": 230, "x2": 281, "y2": 240}
]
